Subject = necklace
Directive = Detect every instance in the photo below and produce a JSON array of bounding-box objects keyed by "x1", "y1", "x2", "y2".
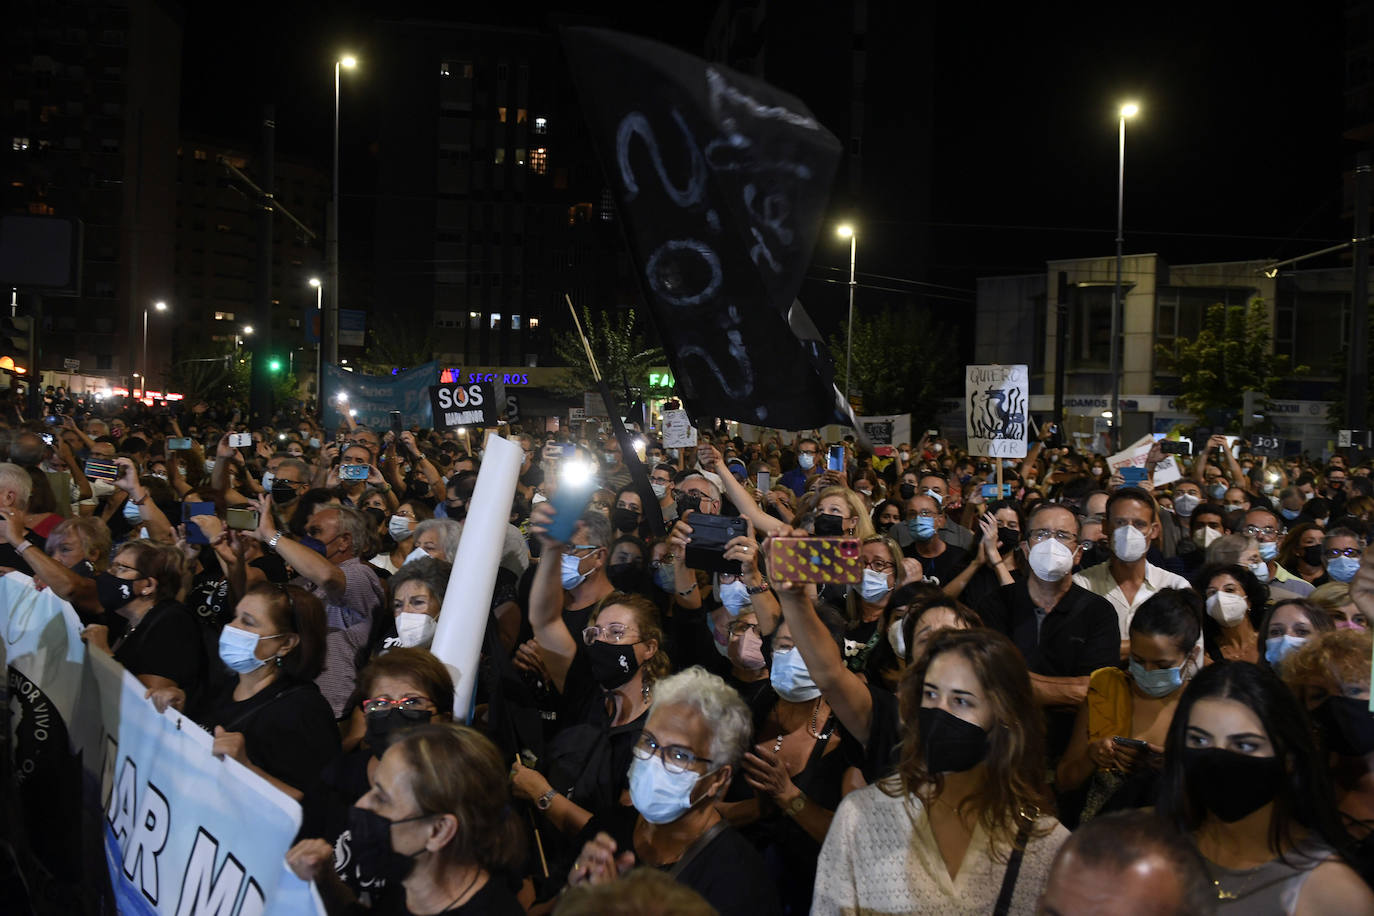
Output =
[{"x1": 773, "y1": 698, "x2": 827, "y2": 752}]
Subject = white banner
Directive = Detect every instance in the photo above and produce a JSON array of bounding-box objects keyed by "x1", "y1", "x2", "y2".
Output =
[
  {"x1": 1, "y1": 573, "x2": 322, "y2": 915},
  {"x1": 1106, "y1": 434, "x2": 1181, "y2": 487},
  {"x1": 965, "y1": 365, "x2": 1028, "y2": 458},
  {"x1": 856, "y1": 414, "x2": 912, "y2": 448}
]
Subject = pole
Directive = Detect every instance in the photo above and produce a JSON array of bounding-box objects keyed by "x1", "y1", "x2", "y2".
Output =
[
  {"x1": 1110, "y1": 113, "x2": 1126, "y2": 453},
  {"x1": 327, "y1": 61, "x2": 341, "y2": 371},
  {"x1": 140, "y1": 306, "x2": 148, "y2": 396},
  {"x1": 250, "y1": 105, "x2": 276, "y2": 424},
  {"x1": 1053, "y1": 271, "x2": 1069, "y2": 431},
  {"x1": 1351, "y1": 150, "x2": 1371, "y2": 439},
  {"x1": 315, "y1": 283, "x2": 323, "y2": 415},
  {"x1": 845, "y1": 233, "x2": 856, "y2": 403}
]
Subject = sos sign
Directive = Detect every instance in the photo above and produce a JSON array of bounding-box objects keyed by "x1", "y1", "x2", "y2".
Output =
[{"x1": 429, "y1": 383, "x2": 499, "y2": 428}]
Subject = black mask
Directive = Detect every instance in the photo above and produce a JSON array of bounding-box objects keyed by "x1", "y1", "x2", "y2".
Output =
[
  {"x1": 607, "y1": 562, "x2": 646, "y2": 594},
  {"x1": 96, "y1": 572, "x2": 138, "y2": 611},
  {"x1": 345, "y1": 805, "x2": 430, "y2": 883},
  {"x1": 676, "y1": 492, "x2": 702, "y2": 516},
  {"x1": 1311, "y1": 696, "x2": 1374, "y2": 757},
  {"x1": 520, "y1": 466, "x2": 545, "y2": 487},
  {"x1": 364, "y1": 708, "x2": 434, "y2": 757},
  {"x1": 611, "y1": 507, "x2": 640, "y2": 533},
  {"x1": 1077, "y1": 543, "x2": 1111, "y2": 571},
  {"x1": 899, "y1": 483, "x2": 917, "y2": 501},
  {"x1": 405, "y1": 481, "x2": 430, "y2": 501},
  {"x1": 813, "y1": 512, "x2": 845, "y2": 536},
  {"x1": 445, "y1": 501, "x2": 468, "y2": 521},
  {"x1": 997, "y1": 528, "x2": 1020, "y2": 554},
  {"x1": 1302, "y1": 545, "x2": 1324, "y2": 568},
  {"x1": 361, "y1": 506, "x2": 386, "y2": 532},
  {"x1": 586, "y1": 639, "x2": 640, "y2": 690},
  {"x1": 1181, "y1": 747, "x2": 1283, "y2": 822},
  {"x1": 918, "y1": 706, "x2": 990, "y2": 773},
  {"x1": 270, "y1": 479, "x2": 299, "y2": 504}
]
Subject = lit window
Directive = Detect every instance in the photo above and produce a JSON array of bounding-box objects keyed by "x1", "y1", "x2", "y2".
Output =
[
  {"x1": 515, "y1": 147, "x2": 526, "y2": 166},
  {"x1": 12, "y1": 137, "x2": 29, "y2": 151},
  {"x1": 494, "y1": 148, "x2": 505, "y2": 165},
  {"x1": 530, "y1": 147, "x2": 547, "y2": 175},
  {"x1": 516, "y1": 109, "x2": 527, "y2": 124},
  {"x1": 213, "y1": 311, "x2": 235, "y2": 321},
  {"x1": 533, "y1": 117, "x2": 547, "y2": 134},
  {"x1": 440, "y1": 62, "x2": 449, "y2": 77},
  {"x1": 497, "y1": 107, "x2": 507, "y2": 123},
  {"x1": 194, "y1": 149, "x2": 206, "y2": 160},
  {"x1": 490, "y1": 313, "x2": 502, "y2": 329},
  {"x1": 468, "y1": 311, "x2": 480, "y2": 329},
  {"x1": 528, "y1": 317, "x2": 540, "y2": 329},
  {"x1": 511, "y1": 314, "x2": 522, "y2": 329}
]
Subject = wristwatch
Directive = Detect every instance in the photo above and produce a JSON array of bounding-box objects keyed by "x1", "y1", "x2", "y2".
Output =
[
  {"x1": 266, "y1": 531, "x2": 283, "y2": 552},
  {"x1": 783, "y1": 793, "x2": 807, "y2": 817},
  {"x1": 536, "y1": 788, "x2": 557, "y2": 811}
]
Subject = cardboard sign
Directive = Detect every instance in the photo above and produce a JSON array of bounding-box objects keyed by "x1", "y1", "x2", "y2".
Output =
[
  {"x1": 564, "y1": 28, "x2": 842, "y2": 429},
  {"x1": 965, "y1": 365, "x2": 1028, "y2": 458},
  {"x1": 1108, "y1": 433, "x2": 1181, "y2": 487},
  {"x1": 429, "y1": 382, "x2": 499, "y2": 428},
  {"x1": 662, "y1": 408, "x2": 699, "y2": 447},
  {"x1": 857, "y1": 414, "x2": 912, "y2": 448},
  {"x1": 1250, "y1": 434, "x2": 1285, "y2": 458}
]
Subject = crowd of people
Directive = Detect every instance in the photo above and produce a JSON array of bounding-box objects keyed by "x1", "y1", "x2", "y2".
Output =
[{"x1": 7, "y1": 387, "x2": 1374, "y2": 914}]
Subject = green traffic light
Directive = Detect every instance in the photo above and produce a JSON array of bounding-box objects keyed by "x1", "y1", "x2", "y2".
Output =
[{"x1": 269, "y1": 358, "x2": 282, "y2": 372}]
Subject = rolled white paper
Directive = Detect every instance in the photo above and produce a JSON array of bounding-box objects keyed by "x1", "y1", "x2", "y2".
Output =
[{"x1": 430, "y1": 431, "x2": 522, "y2": 719}]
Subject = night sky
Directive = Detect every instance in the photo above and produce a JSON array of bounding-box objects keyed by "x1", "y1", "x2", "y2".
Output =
[{"x1": 180, "y1": 1, "x2": 1349, "y2": 348}]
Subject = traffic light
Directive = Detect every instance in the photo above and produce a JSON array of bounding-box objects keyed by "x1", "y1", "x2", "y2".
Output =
[
  {"x1": 268, "y1": 357, "x2": 282, "y2": 373},
  {"x1": 0, "y1": 316, "x2": 33, "y2": 373}
]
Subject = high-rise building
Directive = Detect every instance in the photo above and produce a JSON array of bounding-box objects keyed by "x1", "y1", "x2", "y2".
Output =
[{"x1": 1, "y1": 0, "x2": 181, "y2": 389}]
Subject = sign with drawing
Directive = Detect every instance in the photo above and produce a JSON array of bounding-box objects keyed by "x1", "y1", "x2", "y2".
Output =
[{"x1": 965, "y1": 364, "x2": 1028, "y2": 458}]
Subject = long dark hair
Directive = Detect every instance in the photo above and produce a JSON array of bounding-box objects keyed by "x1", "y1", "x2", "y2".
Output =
[{"x1": 1156, "y1": 661, "x2": 1352, "y2": 860}]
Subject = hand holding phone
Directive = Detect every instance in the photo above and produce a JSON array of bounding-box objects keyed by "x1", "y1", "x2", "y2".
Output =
[
  {"x1": 827, "y1": 445, "x2": 845, "y2": 473},
  {"x1": 228, "y1": 432, "x2": 252, "y2": 448}
]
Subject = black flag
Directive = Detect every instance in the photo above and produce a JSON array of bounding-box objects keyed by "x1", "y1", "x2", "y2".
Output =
[{"x1": 563, "y1": 28, "x2": 842, "y2": 429}]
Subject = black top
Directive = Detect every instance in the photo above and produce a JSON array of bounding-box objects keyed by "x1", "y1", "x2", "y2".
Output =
[
  {"x1": 112, "y1": 599, "x2": 206, "y2": 693},
  {"x1": 0, "y1": 530, "x2": 51, "y2": 575},
  {"x1": 353, "y1": 874, "x2": 524, "y2": 916},
  {"x1": 199, "y1": 674, "x2": 341, "y2": 794},
  {"x1": 899, "y1": 542, "x2": 969, "y2": 588},
  {"x1": 975, "y1": 580, "x2": 1121, "y2": 678}
]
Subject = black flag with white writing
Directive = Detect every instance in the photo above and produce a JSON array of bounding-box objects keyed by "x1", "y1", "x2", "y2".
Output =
[{"x1": 563, "y1": 28, "x2": 842, "y2": 429}]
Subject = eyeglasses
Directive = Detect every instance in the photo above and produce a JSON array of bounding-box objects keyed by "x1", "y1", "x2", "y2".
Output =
[
  {"x1": 727, "y1": 620, "x2": 759, "y2": 637},
  {"x1": 1325, "y1": 547, "x2": 1363, "y2": 559},
  {"x1": 109, "y1": 561, "x2": 142, "y2": 577},
  {"x1": 912, "y1": 509, "x2": 939, "y2": 519},
  {"x1": 864, "y1": 559, "x2": 894, "y2": 573},
  {"x1": 363, "y1": 695, "x2": 434, "y2": 715},
  {"x1": 1243, "y1": 525, "x2": 1280, "y2": 539},
  {"x1": 1027, "y1": 528, "x2": 1078, "y2": 546},
  {"x1": 632, "y1": 729, "x2": 713, "y2": 774},
  {"x1": 582, "y1": 623, "x2": 639, "y2": 645}
]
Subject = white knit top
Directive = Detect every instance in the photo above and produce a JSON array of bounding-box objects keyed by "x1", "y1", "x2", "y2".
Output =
[{"x1": 812, "y1": 783, "x2": 1069, "y2": 915}]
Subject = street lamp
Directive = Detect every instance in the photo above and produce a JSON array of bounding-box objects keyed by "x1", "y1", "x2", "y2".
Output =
[
  {"x1": 1110, "y1": 101, "x2": 1139, "y2": 452},
  {"x1": 141, "y1": 300, "x2": 167, "y2": 395},
  {"x1": 309, "y1": 277, "x2": 324, "y2": 409},
  {"x1": 329, "y1": 55, "x2": 357, "y2": 378},
  {"x1": 836, "y1": 224, "x2": 857, "y2": 405}
]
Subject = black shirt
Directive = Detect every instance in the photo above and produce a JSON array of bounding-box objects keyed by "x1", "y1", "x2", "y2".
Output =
[
  {"x1": 0, "y1": 530, "x2": 50, "y2": 575},
  {"x1": 112, "y1": 599, "x2": 206, "y2": 693},
  {"x1": 900, "y1": 542, "x2": 969, "y2": 588},
  {"x1": 975, "y1": 580, "x2": 1120, "y2": 678},
  {"x1": 199, "y1": 674, "x2": 341, "y2": 794},
  {"x1": 354, "y1": 874, "x2": 524, "y2": 916}
]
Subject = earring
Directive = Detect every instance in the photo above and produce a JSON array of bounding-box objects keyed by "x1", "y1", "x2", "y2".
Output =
[
  {"x1": 642, "y1": 683, "x2": 651, "y2": 703},
  {"x1": 275, "y1": 656, "x2": 284, "y2": 667}
]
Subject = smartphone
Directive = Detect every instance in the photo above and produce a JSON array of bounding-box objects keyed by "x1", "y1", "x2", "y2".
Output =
[
  {"x1": 182, "y1": 501, "x2": 215, "y2": 545},
  {"x1": 390, "y1": 410, "x2": 403, "y2": 435},
  {"x1": 766, "y1": 537, "x2": 863, "y2": 585},
  {"x1": 980, "y1": 483, "x2": 1009, "y2": 499},
  {"x1": 756, "y1": 470, "x2": 770, "y2": 492},
  {"x1": 44, "y1": 415, "x2": 60, "y2": 426},
  {"x1": 167, "y1": 437, "x2": 192, "y2": 451},
  {"x1": 543, "y1": 443, "x2": 566, "y2": 462},
  {"x1": 1158, "y1": 439, "x2": 1192, "y2": 456},
  {"x1": 228, "y1": 432, "x2": 252, "y2": 448},
  {"x1": 546, "y1": 478, "x2": 595, "y2": 544},
  {"x1": 1112, "y1": 736, "x2": 1149, "y2": 750},
  {"x1": 827, "y1": 445, "x2": 845, "y2": 473},
  {"x1": 926, "y1": 429, "x2": 940, "y2": 439},
  {"x1": 1120, "y1": 467, "x2": 1148, "y2": 486},
  {"x1": 683, "y1": 514, "x2": 749, "y2": 575},
  {"x1": 225, "y1": 506, "x2": 260, "y2": 531},
  {"x1": 339, "y1": 463, "x2": 370, "y2": 481},
  {"x1": 84, "y1": 459, "x2": 119, "y2": 481}
]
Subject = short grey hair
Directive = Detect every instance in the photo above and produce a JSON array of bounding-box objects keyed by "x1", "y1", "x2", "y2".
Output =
[
  {"x1": 679, "y1": 472, "x2": 721, "y2": 501},
  {"x1": 390, "y1": 557, "x2": 452, "y2": 608},
  {"x1": 0, "y1": 461, "x2": 33, "y2": 509},
  {"x1": 414, "y1": 518, "x2": 463, "y2": 562},
  {"x1": 650, "y1": 666, "x2": 752, "y2": 770},
  {"x1": 1325, "y1": 527, "x2": 1365, "y2": 548},
  {"x1": 275, "y1": 457, "x2": 309, "y2": 480},
  {"x1": 329, "y1": 505, "x2": 375, "y2": 557},
  {"x1": 578, "y1": 510, "x2": 613, "y2": 550},
  {"x1": 1207, "y1": 533, "x2": 1259, "y2": 568}
]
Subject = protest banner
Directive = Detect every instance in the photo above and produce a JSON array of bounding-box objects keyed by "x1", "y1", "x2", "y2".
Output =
[
  {"x1": 564, "y1": 28, "x2": 842, "y2": 430},
  {"x1": 965, "y1": 365, "x2": 1028, "y2": 459},
  {"x1": 857, "y1": 414, "x2": 911, "y2": 449},
  {"x1": 661, "y1": 409, "x2": 698, "y2": 448},
  {"x1": 1, "y1": 574, "x2": 322, "y2": 915},
  {"x1": 1107, "y1": 434, "x2": 1182, "y2": 486},
  {"x1": 428, "y1": 380, "x2": 501, "y2": 429},
  {"x1": 323, "y1": 361, "x2": 437, "y2": 430}
]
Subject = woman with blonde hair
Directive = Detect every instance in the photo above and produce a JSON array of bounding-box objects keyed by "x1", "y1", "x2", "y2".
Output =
[{"x1": 814, "y1": 628, "x2": 1068, "y2": 913}]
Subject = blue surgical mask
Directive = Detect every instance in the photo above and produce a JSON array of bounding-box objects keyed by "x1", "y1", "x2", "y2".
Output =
[
  {"x1": 859, "y1": 568, "x2": 892, "y2": 603},
  {"x1": 770, "y1": 647, "x2": 821, "y2": 702},
  {"x1": 1128, "y1": 659, "x2": 1185, "y2": 698},
  {"x1": 1329, "y1": 556, "x2": 1361, "y2": 583},
  {"x1": 908, "y1": 516, "x2": 936, "y2": 542},
  {"x1": 1265, "y1": 634, "x2": 1306, "y2": 667},
  {"x1": 561, "y1": 552, "x2": 588, "y2": 590},
  {"x1": 628, "y1": 754, "x2": 701, "y2": 825},
  {"x1": 798, "y1": 453, "x2": 815, "y2": 471},
  {"x1": 1258, "y1": 541, "x2": 1278, "y2": 562},
  {"x1": 218, "y1": 624, "x2": 274, "y2": 674},
  {"x1": 1250, "y1": 559, "x2": 1270, "y2": 583},
  {"x1": 1209, "y1": 483, "x2": 1227, "y2": 499},
  {"x1": 1280, "y1": 507, "x2": 1301, "y2": 521},
  {"x1": 653, "y1": 564, "x2": 676, "y2": 592},
  {"x1": 718, "y1": 579, "x2": 750, "y2": 615},
  {"x1": 299, "y1": 535, "x2": 329, "y2": 557},
  {"x1": 122, "y1": 500, "x2": 142, "y2": 522},
  {"x1": 387, "y1": 515, "x2": 414, "y2": 541}
]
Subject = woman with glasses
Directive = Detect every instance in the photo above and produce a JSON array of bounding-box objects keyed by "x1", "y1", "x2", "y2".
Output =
[
  {"x1": 566, "y1": 666, "x2": 780, "y2": 914},
  {"x1": 814, "y1": 628, "x2": 1069, "y2": 914},
  {"x1": 288, "y1": 723, "x2": 525, "y2": 915},
  {"x1": 300, "y1": 647, "x2": 454, "y2": 898},
  {"x1": 147, "y1": 582, "x2": 337, "y2": 800},
  {"x1": 722, "y1": 610, "x2": 771, "y2": 706},
  {"x1": 1321, "y1": 528, "x2": 1367, "y2": 586},
  {"x1": 830, "y1": 534, "x2": 906, "y2": 673}
]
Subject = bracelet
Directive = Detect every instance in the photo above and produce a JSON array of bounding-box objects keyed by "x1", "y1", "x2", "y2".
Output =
[
  {"x1": 677, "y1": 583, "x2": 698, "y2": 596},
  {"x1": 745, "y1": 580, "x2": 770, "y2": 595},
  {"x1": 15, "y1": 540, "x2": 33, "y2": 554},
  {"x1": 130, "y1": 491, "x2": 148, "y2": 506},
  {"x1": 266, "y1": 532, "x2": 283, "y2": 552}
]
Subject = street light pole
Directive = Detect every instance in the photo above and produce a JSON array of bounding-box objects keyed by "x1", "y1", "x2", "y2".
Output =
[
  {"x1": 141, "y1": 300, "x2": 166, "y2": 396},
  {"x1": 310, "y1": 277, "x2": 323, "y2": 412},
  {"x1": 1110, "y1": 102, "x2": 1138, "y2": 453},
  {"x1": 328, "y1": 56, "x2": 356, "y2": 376},
  {"x1": 837, "y1": 224, "x2": 857, "y2": 403}
]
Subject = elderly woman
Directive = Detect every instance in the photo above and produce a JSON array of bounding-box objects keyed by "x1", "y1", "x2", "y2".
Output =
[
  {"x1": 382, "y1": 557, "x2": 451, "y2": 651},
  {"x1": 814, "y1": 629, "x2": 1069, "y2": 914},
  {"x1": 1309, "y1": 581, "x2": 1369, "y2": 630},
  {"x1": 288, "y1": 723, "x2": 525, "y2": 914},
  {"x1": 7, "y1": 514, "x2": 112, "y2": 620},
  {"x1": 411, "y1": 518, "x2": 462, "y2": 563},
  {"x1": 567, "y1": 666, "x2": 780, "y2": 915}
]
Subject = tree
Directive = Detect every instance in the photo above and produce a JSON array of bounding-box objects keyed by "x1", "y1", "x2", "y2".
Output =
[
  {"x1": 355, "y1": 315, "x2": 437, "y2": 377},
  {"x1": 165, "y1": 342, "x2": 239, "y2": 405},
  {"x1": 1157, "y1": 299, "x2": 1301, "y2": 429},
  {"x1": 829, "y1": 307, "x2": 959, "y2": 428},
  {"x1": 551, "y1": 306, "x2": 671, "y2": 400}
]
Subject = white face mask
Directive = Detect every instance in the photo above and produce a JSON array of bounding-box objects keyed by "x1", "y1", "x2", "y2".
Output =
[
  {"x1": 650, "y1": 481, "x2": 668, "y2": 499},
  {"x1": 899, "y1": 451, "x2": 910, "y2": 462},
  {"x1": 1206, "y1": 591, "x2": 1249, "y2": 627},
  {"x1": 404, "y1": 546, "x2": 431, "y2": 566},
  {"x1": 1111, "y1": 525, "x2": 1148, "y2": 563},
  {"x1": 887, "y1": 615, "x2": 907, "y2": 660},
  {"x1": 1249, "y1": 559, "x2": 1270, "y2": 583},
  {"x1": 394, "y1": 612, "x2": 437, "y2": 648},
  {"x1": 1027, "y1": 538, "x2": 1075, "y2": 582},
  {"x1": 1193, "y1": 527, "x2": 1221, "y2": 550},
  {"x1": 859, "y1": 568, "x2": 893, "y2": 603},
  {"x1": 1172, "y1": 493, "x2": 1200, "y2": 518}
]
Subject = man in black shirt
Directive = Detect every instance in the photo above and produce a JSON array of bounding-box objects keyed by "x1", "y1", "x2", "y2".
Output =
[{"x1": 974, "y1": 502, "x2": 1119, "y2": 758}]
